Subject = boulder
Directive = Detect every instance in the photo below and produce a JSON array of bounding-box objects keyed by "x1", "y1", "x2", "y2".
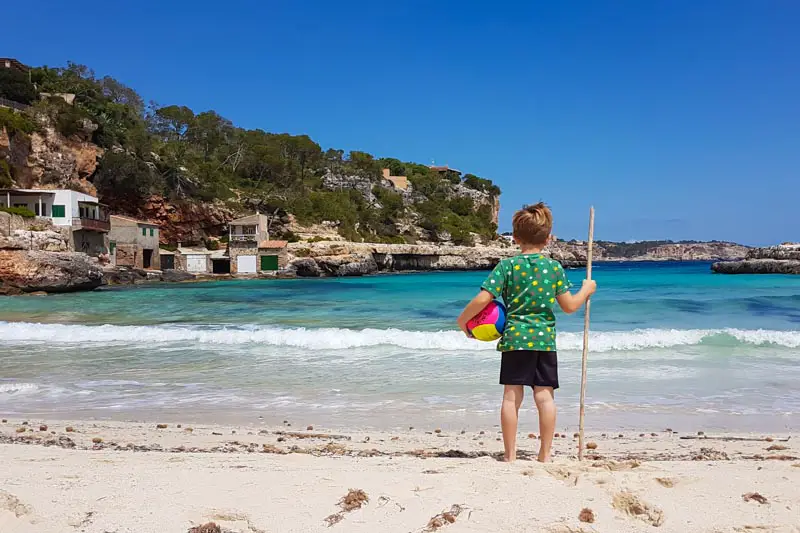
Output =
[
  {"x1": 161, "y1": 269, "x2": 196, "y2": 283},
  {"x1": 0, "y1": 250, "x2": 104, "y2": 293},
  {"x1": 289, "y1": 258, "x2": 322, "y2": 277},
  {"x1": 712, "y1": 259, "x2": 800, "y2": 275}
]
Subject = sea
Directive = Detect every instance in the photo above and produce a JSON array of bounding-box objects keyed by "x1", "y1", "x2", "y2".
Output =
[{"x1": 1, "y1": 262, "x2": 799, "y2": 433}]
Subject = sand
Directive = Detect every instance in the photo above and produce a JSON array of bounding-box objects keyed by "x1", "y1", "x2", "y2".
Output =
[{"x1": 1, "y1": 419, "x2": 798, "y2": 533}]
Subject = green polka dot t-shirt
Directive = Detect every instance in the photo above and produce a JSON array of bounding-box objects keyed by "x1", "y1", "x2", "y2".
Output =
[{"x1": 480, "y1": 254, "x2": 572, "y2": 352}]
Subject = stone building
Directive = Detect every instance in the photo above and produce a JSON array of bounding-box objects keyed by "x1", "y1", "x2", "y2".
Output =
[
  {"x1": 108, "y1": 215, "x2": 160, "y2": 269},
  {"x1": 227, "y1": 213, "x2": 288, "y2": 274}
]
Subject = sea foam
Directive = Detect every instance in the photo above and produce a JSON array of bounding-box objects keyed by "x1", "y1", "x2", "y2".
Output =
[{"x1": 1, "y1": 321, "x2": 798, "y2": 352}]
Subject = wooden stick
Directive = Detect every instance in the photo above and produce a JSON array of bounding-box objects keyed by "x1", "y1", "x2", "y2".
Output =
[{"x1": 578, "y1": 207, "x2": 595, "y2": 461}]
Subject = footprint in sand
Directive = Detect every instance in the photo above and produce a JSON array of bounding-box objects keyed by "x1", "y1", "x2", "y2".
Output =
[
  {"x1": 0, "y1": 490, "x2": 33, "y2": 531},
  {"x1": 612, "y1": 491, "x2": 665, "y2": 527},
  {"x1": 541, "y1": 523, "x2": 591, "y2": 533},
  {"x1": 0, "y1": 490, "x2": 32, "y2": 518},
  {"x1": 545, "y1": 465, "x2": 581, "y2": 486},
  {"x1": 207, "y1": 511, "x2": 265, "y2": 533}
]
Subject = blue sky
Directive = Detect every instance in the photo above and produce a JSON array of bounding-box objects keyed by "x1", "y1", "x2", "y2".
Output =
[{"x1": 4, "y1": 1, "x2": 798, "y2": 245}]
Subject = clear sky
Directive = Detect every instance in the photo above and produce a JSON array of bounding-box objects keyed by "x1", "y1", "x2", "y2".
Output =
[{"x1": 4, "y1": 1, "x2": 798, "y2": 244}]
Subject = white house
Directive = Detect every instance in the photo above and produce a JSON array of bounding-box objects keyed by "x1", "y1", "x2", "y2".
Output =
[{"x1": 0, "y1": 188, "x2": 110, "y2": 255}]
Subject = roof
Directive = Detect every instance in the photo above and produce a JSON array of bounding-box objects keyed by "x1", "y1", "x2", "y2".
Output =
[
  {"x1": 0, "y1": 58, "x2": 30, "y2": 73},
  {"x1": 158, "y1": 249, "x2": 175, "y2": 255},
  {"x1": 230, "y1": 213, "x2": 267, "y2": 225},
  {"x1": 110, "y1": 214, "x2": 158, "y2": 226},
  {"x1": 259, "y1": 240, "x2": 288, "y2": 249},
  {"x1": 177, "y1": 247, "x2": 213, "y2": 255},
  {"x1": 0, "y1": 188, "x2": 57, "y2": 195},
  {"x1": 429, "y1": 165, "x2": 461, "y2": 174}
]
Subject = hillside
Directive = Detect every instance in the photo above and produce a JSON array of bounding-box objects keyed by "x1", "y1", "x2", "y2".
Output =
[{"x1": 0, "y1": 62, "x2": 500, "y2": 246}]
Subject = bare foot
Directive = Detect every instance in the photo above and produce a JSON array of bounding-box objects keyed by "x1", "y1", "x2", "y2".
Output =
[
  {"x1": 537, "y1": 454, "x2": 551, "y2": 463},
  {"x1": 502, "y1": 454, "x2": 516, "y2": 463}
]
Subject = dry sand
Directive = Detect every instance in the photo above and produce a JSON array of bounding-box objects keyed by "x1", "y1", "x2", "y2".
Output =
[{"x1": 1, "y1": 419, "x2": 798, "y2": 533}]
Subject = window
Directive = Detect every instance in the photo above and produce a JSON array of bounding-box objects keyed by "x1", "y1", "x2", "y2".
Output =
[
  {"x1": 142, "y1": 227, "x2": 147, "y2": 236},
  {"x1": 150, "y1": 228, "x2": 154, "y2": 237},
  {"x1": 51, "y1": 205, "x2": 65, "y2": 218}
]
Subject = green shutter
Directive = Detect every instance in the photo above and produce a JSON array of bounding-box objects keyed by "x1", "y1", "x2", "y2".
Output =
[
  {"x1": 142, "y1": 227, "x2": 146, "y2": 236},
  {"x1": 51, "y1": 205, "x2": 65, "y2": 218},
  {"x1": 260, "y1": 255, "x2": 279, "y2": 271},
  {"x1": 150, "y1": 228, "x2": 154, "y2": 237}
]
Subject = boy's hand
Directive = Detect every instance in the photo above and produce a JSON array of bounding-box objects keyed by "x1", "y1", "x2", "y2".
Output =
[
  {"x1": 582, "y1": 279, "x2": 597, "y2": 296},
  {"x1": 457, "y1": 318, "x2": 473, "y2": 338}
]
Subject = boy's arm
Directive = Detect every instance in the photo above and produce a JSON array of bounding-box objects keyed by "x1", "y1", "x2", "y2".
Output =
[
  {"x1": 457, "y1": 290, "x2": 495, "y2": 336},
  {"x1": 556, "y1": 279, "x2": 597, "y2": 314}
]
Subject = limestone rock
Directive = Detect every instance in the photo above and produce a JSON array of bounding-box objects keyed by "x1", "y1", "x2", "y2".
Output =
[
  {"x1": 161, "y1": 269, "x2": 196, "y2": 283},
  {"x1": 3, "y1": 123, "x2": 101, "y2": 193},
  {"x1": 712, "y1": 244, "x2": 800, "y2": 274},
  {"x1": 0, "y1": 250, "x2": 104, "y2": 292},
  {"x1": 712, "y1": 259, "x2": 800, "y2": 275}
]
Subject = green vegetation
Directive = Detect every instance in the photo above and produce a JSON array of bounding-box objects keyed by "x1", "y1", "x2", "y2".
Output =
[
  {"x1": 0, "y1": 206, "x2": 36, "y2": 218},
  {"x1": 0, "y1": 68, "x2": 36, "y2": 104},
  {"x1": 0, "y1": 160, "x2": 13, "y2": 187},
  {"x1": 0, "y1": 61, "x2": 501, "y2": 244},
  {"x1": 0, "y1": 108, "x2": 37, "y2": 136}
]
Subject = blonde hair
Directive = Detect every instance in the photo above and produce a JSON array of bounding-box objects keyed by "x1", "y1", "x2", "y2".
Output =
[{"x1": 512, "y1": 202, "x2": 553, "y2": 246}]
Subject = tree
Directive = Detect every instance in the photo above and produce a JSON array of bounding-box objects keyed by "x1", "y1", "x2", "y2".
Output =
[
  {"x1": 94, "y1": 151, "x2": 163, "y2": 211},
  {"x1": 0, "y1": 68, "x2": 36, "y2": 104}
]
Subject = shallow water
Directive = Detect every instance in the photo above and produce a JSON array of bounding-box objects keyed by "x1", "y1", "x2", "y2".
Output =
[{"x1": 1, "y1": 262, "x2": 799, "y2": 432}]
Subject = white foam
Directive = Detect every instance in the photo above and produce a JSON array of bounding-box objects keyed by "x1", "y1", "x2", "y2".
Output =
[
  {"x1": 0, "y1": 382, "x2": 39, "y2": 394},
  {"x1": 1, "y1": 321, "x2": 798, "y2": 352}
]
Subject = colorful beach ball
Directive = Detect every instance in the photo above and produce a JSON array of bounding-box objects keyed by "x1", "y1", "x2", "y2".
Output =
[{"x1": 467, "y1": 300, "x2": 506, "y2": 341}]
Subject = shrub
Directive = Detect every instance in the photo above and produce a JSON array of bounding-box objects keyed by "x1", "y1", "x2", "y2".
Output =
[
  {"x1": 204, "y1": 238, "x2": 220, "y2": 251},
  {"x1": 0, "y1": 108, "x2": 37, "y2": 136},
  {"x1": 0, "y1": 206, "x2": 36, "y2": 218},
  {"x1": 280, "y1": 230, "x2": 300, "y2": 243},
  {"x1": 0, "y1": 160, "x2": 13, "y2": 187}
]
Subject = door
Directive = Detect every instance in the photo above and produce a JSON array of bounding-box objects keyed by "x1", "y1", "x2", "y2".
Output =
[
  {"x1": 160, "y1": 254, "x2": 175, "y2": 270},
  {"x1": 187, "y1": 255, "x2": 206, "y2": 272},
  {"x1": 143, "y1": 249, "x2": 153, "y2": 269},
  {"x1": 237, "y1": 255, "x2": 257, "y2": 274},
  {"x1": 260, "y1": 255, "x2": 279, "y2": 271}
]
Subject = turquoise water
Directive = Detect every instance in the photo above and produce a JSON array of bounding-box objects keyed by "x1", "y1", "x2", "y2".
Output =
[{"x1": 1, "y1": 262, "x2": 799, "y2": 432}]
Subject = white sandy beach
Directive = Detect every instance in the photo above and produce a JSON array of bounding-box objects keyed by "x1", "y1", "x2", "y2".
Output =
[{"x1": 1, "y1": 419, "x2": 798, "y2": 533}]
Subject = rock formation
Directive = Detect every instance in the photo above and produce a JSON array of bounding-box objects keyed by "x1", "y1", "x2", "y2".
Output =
[
  {"x1": 0, "y1": 122, "x2": 101, "y2": 194},
  {"x1": 0, "y1": 212, "x2": 104, "y2": 293},
  {"x1": 285, "y1": 241, "x2": 585, "y2": 277},
  {"x1": 712, "y1": 244, "x2": 800, "y2": 274},
  {"x1": 0, "y1": 250, "x2": 104, "y2": 293}
]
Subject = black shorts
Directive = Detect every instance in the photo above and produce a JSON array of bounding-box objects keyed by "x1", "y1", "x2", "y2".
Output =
[{"x1": 500, "y1": 351, "x2": 559, "y2": 389}]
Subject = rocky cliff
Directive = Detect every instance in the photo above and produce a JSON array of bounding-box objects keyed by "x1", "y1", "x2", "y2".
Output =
[
  {"x1": 0, "y1": 121, "x2": 101, "y2": 194},
  {"x1": 286, "y1": 241, "x2": 591, "y2": 277},
  {"x1": 0, "y1": 213, "x2": 104, "y2": 294},
  {"x1": 589, "y1": 241, "x2": 748, "y2": 261},
  {"x1": 712, "y1": 244, "x2": 800, "y2": 275},
  {"x1": 285, "y1": 239, "x2": 750, "y2": 278}
]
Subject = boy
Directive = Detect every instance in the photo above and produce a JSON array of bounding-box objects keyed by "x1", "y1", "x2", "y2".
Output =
[{"x1": 457, "y1": 203, "x2": 596, "y2": 463}]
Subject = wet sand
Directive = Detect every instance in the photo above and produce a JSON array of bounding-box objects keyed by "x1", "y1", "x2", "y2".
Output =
[{"x1": 1, "y1": 418, "x2": 798, "y2": 532}]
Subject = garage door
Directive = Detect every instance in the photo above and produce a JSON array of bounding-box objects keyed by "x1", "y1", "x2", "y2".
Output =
[
  {"x1": 237, "y1": 255, "x2": 257, "y2": 274},
  {"x1": 260, "y1": 255, "x2": 279, "y2": 271},
  {"x1": 186, "y1": 255, "x2": 206, "y2": 272}
]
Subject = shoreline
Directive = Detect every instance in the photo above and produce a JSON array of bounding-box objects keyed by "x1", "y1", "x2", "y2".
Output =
[{"x1": 1, "y1": 418, "x2": 798, "y2": 532}]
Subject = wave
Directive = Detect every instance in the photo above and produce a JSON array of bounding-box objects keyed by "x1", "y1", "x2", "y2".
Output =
[
  {"x1": 1, "y1": 321, "x2": 799, "y2": 352},
  {"x1": 0, "y1": 382, "x2": 39, "y2": 394}
]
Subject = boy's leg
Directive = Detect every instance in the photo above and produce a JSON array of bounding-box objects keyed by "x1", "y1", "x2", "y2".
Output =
[
  {"x1": 501, "y1": 384, "x2": 524, "y2": 462},
  {"x1": 533, "y1": 385, "x2": 556, "y2": 462}
]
